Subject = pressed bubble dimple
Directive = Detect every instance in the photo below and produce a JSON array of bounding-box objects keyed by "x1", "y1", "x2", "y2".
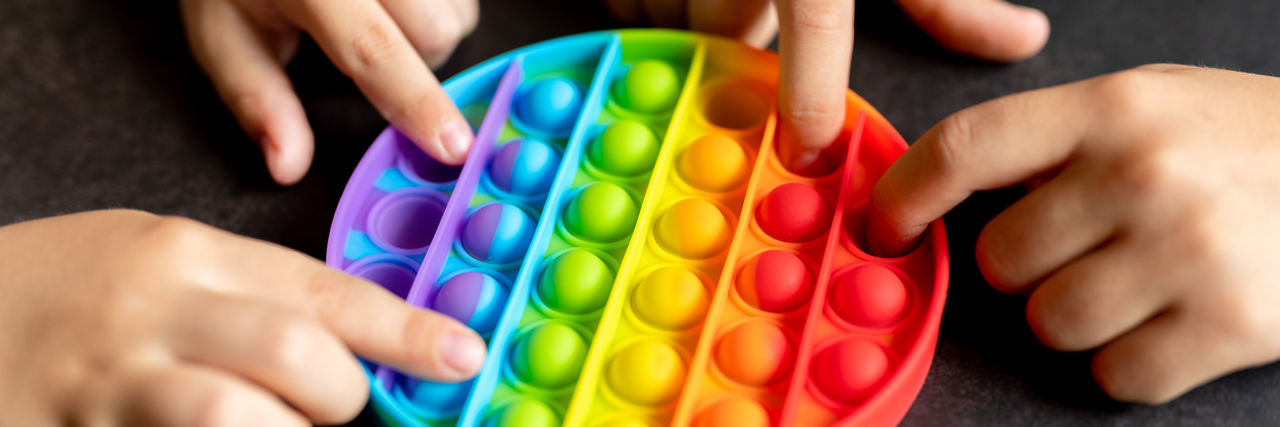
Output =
[
  {"x1": 655, "y1": 199, "x2": 731, "y2": 259},
  {"x1": 693, "y1": 397, "x2": 770, "y2": 427},
  {"x1": 832, "y1": 265, "x2": 908, "y2": 327},
  {"x1": 516, "y1": 77, "x2": 583, "y2": 135},
  {"x1": 736, "y1": 250, "x2": 813, "y2": 313},
  {"x1": 510, "y1": 322, "x2": 588, "y2": 389},
  {"x1": 811, "y1": 338, "x2": 890, "y2": 404},
  {"x1": 756, "y1": 183, "x2": 832, "y2": 243},
  {"x1": 461, "y1": 203, "x2": 536, "y2": 265},
  {"x1": 564, "y1": 183, "x2": 639, "y2": 243},
  {"x1": 677, "y1": 134, "x2": 750, "y2": 192},
  {"x1": 489, "y1": 138, "x2": 560, "y2": 196},
  {"x1": 484, "y1": 398, "x2": 559, "y2": 427},
  {"x1": 431, "y1": 271, "x2": 508, "y2": 336},
  {"x1": 613, "y1": 60, "x2": 681, "y2": 114},
  {"x1": 607, "y1": 340, "x2": 686, "y2": 406},
  {"x1": 538, "y1": 249, "x2": 614, "y2": 314},
  {"x1": 631, "y1": 266, "x2": 708, "y2": 330},
  {"x1": 588, "y1": 120, "x2": 660, "y2": 177},
  {"x1": 370, "y1": 191, "x2": 445, "y2": 252},
  {"x1": 714, "y1": 321, "x2": 794, "y2": 386}
]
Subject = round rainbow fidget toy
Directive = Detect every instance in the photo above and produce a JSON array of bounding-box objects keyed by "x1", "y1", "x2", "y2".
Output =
[{"x1": 325, "y1": 29, "x2": 949, "y2": 427}]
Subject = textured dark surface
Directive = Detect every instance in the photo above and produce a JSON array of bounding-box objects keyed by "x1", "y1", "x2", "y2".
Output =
[{"x1": 2, "y1": 0, "x2": 1279, "y2": 425}]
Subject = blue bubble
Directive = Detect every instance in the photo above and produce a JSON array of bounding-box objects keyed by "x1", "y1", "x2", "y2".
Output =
[{"x1": 516, "y1": 77, "x2": 583, "y2": 135}]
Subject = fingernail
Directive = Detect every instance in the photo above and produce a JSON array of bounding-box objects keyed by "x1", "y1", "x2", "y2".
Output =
[
  {"x1": 440, "y1": 119, "x2": 474, "y2": 163},
  {"x1": 442, "y1": 328, "x2": 486, "y2": 375}
]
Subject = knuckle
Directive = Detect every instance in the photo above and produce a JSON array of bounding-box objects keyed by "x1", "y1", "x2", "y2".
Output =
[
  {"x1": 194, "y1": 385, "x2": 251, "y2": 427},
  {"x1": 347, "y1": 23, "x2": 402, "y2": 71},
  {"x1": 1092, "y1": 354, "x2": 1174, "y2": 405},
  {"x1": 258, "y1": 315, "x2": 322, "y2": 372},
  {"x1": 139, "y1": 216, "x2": 214, "y2": 255},
  {"x1": 787, "y1": 2, "x2": 851, "y2": 34},
  {"x1": 1091, "y1": 69, "x2": 1165, "y2": 124},
  {"x1": 1108, "y1": 144, "x2": 1188, "y2": 202},
  {"x1": 927, "y1": 111, "x2": 978, "y2": 180}
]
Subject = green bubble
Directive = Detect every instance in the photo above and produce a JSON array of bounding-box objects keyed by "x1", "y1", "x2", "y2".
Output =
[
  {"x1": 484, "y1": 399, "x2": 559, "y2": 427},
  {"x1": 614, "y1": 60, "x2": 680, "y2": 114},
  {"x1": 563, "y1": 183, "x2": 638, "y2": 243},
  {"x1": 510, "y1": 323, "x2": 588, "y2": 388},
  {"x1": 539, "y1": 249, "x2": 615, "y2": 314},
  {"x1": 589, "y1": 120, "x2": 659, "y2": 177}
]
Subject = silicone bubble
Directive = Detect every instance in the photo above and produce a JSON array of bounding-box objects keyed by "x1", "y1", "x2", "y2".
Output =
[
  {"x1": 613, "y1": 60, "x2": 680, "y2": 114},
  {"x1": 756, "y1": 183, "x2": 831, "y2": 243},
  {"x1": 404, "y1": 378, "x2": 471, "y2": 413},
  {"x1": 564, "y1": 182, "x2": 639, "y2": 243},
  {"x1": 631, "y1": 266, "x2": 708, "y2": 330},
  {"x1": 677, "y1": 134, "x2": 750, "y2": 192},
  {"x1": 538, "y1": 249, "x2": 615, "y2": 314},
  {"x1": 489, "y1": 138, "x2": 560, "y2": 196},
  {"x1": 461, "y1": 203, "x2": 536, "y2": 265},
  {"x1": 694, "y1": 397, "x2": 770, "y2": 427},
  {"x1": 517, "y1": 77, "x2": 583, "y2": 135},
  {"x1": 484, "y1": 399, "x2": 559, "y2": 427},
  {"x1": 832, "y1": 265, "x2": 908, "y2": 327},
  {"x1": 811, "y1": 339, "x2": 890, "y2": 404},
  {"x1": 655, "y1": 199, "x2": 731, "y2": 259},
  {"x1": 510, "y1": 322, "x2": 589, "y2": 388},
  {"x1": 714, "y1": 320, "x2": 793, "y2": 386},
  {"x1": 432, "y1": 271, "x2": 508, "y2": 336},
  {"x1": 369, "y1": 190, "x2": 446, "y2": 252},
  {"x1": 736, "y1": 250, "x2": 812, "y2": 313},
  {"x1": 588, "y1": 120, "x2": 660, "y2": 177},
  {"x1": 607, "y1": 340, "x2": 686, "y2": 405}
]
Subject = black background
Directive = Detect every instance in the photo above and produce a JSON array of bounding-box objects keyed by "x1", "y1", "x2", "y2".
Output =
[{"x1": 2, "y1": 0, "x2": 1278, "y2": 425}]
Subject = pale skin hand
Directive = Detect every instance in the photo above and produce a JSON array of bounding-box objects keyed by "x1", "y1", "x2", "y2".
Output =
[
  {"x1": 869, "y1": 65, "x2": 1280, "y2": 404},
  {"x1": 0, "y1": 210, "x2": 486, "y2": 426},
  {"x1": 603, "y1": 0, "x2": 1050, "y2": 170},
  {"x1": 180, "y1": 0, "x2": 479, "y2": 185}
]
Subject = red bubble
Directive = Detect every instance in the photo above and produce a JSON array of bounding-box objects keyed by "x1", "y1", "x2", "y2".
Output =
[
  {"x1": 755, "y1": 183, "x2": 831, "y2": 243},
  {"x1": 831, "y1": 265, "x2": 908, "y2": 327},
  {"x1": 736, "y1": 250, "x2": 812, "y2": 312},
  {"x1": 811, "y1": 339, "x2": 890, "y2": 404}
]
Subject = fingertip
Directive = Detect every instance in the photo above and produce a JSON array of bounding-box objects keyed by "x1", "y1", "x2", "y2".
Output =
[
  {"x1": 438, "y1": 116, "x2": 474, "y2": 165},
  {"x1": 441, "y1": 327, "x2": 486, "y2": 377},
  {"x1": 902, "y1": 0, "x2": 1051, "y2": 62},
  {"x1": 260, "y1": 125, "x2": 314, "y2": 186}
]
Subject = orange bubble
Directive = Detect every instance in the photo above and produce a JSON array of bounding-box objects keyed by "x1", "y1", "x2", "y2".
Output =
[
  {"x1": 714, "y1": 320, "x2": 793, "y2": 386},
  {"x1": 655, "y1": 199, "x2": 731, "y2": 259},
  {"x1": 811, "y1": 338, "x2": 890, "y2": 404},
  {"x1": 831, "y1": 265, "x2": 907, "y2": 327},
  {"x1": 693, "y1": 397, "x2": 770, "y2": 427},
  {"x1": 677, "y1": 134, "x2": 750, "y2": 192}
]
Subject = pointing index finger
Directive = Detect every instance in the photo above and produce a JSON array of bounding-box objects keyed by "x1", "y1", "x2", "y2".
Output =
[
  {"x1": 868, "y1": 80, "x2": 1093, "y2": 256},
  {"x1": 271, "y1": 0, "x2": 473, "y2": 164},
  {"x1": 775, "y1": 0, "x2": 854, "y2": 171}
]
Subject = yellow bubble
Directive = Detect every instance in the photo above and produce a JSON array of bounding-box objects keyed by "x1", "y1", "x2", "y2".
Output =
[
  {"x1": 607, "y1": 340, "x2": 686, "y2": 405},
  {"x1": 677, "y1": 134, "x2": 750, "y2": 192},
  {"x1": 655, "y1": 199, "x2": 731, "y2": 259},
  {"x1": 631, "y1": 267, "x2": 708, "y2": 330}
]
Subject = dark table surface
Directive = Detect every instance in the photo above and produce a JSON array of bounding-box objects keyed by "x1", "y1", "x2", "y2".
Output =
[{"x1": 3, "y1": 0, "x2": 1279, "y2": 425}]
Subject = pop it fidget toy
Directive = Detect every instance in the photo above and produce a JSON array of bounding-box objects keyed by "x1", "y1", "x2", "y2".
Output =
[{"x1": 326, "y1": 29, "x2": 949, "y2": 427}]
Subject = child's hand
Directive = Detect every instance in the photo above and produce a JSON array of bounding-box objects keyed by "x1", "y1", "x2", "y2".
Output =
[
  {"x1": 180, "y1": 0, "x2": 479, "y2": 185},
  {"x1": 869, "y1": 65, "x2": 1280, "y2": 404},
  {"x1": 604, "y1": 0, "x2": 1049, "y2": 170},
  {"x1": 0, "y1": 210, "x2": 485, "y2": 426}
]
